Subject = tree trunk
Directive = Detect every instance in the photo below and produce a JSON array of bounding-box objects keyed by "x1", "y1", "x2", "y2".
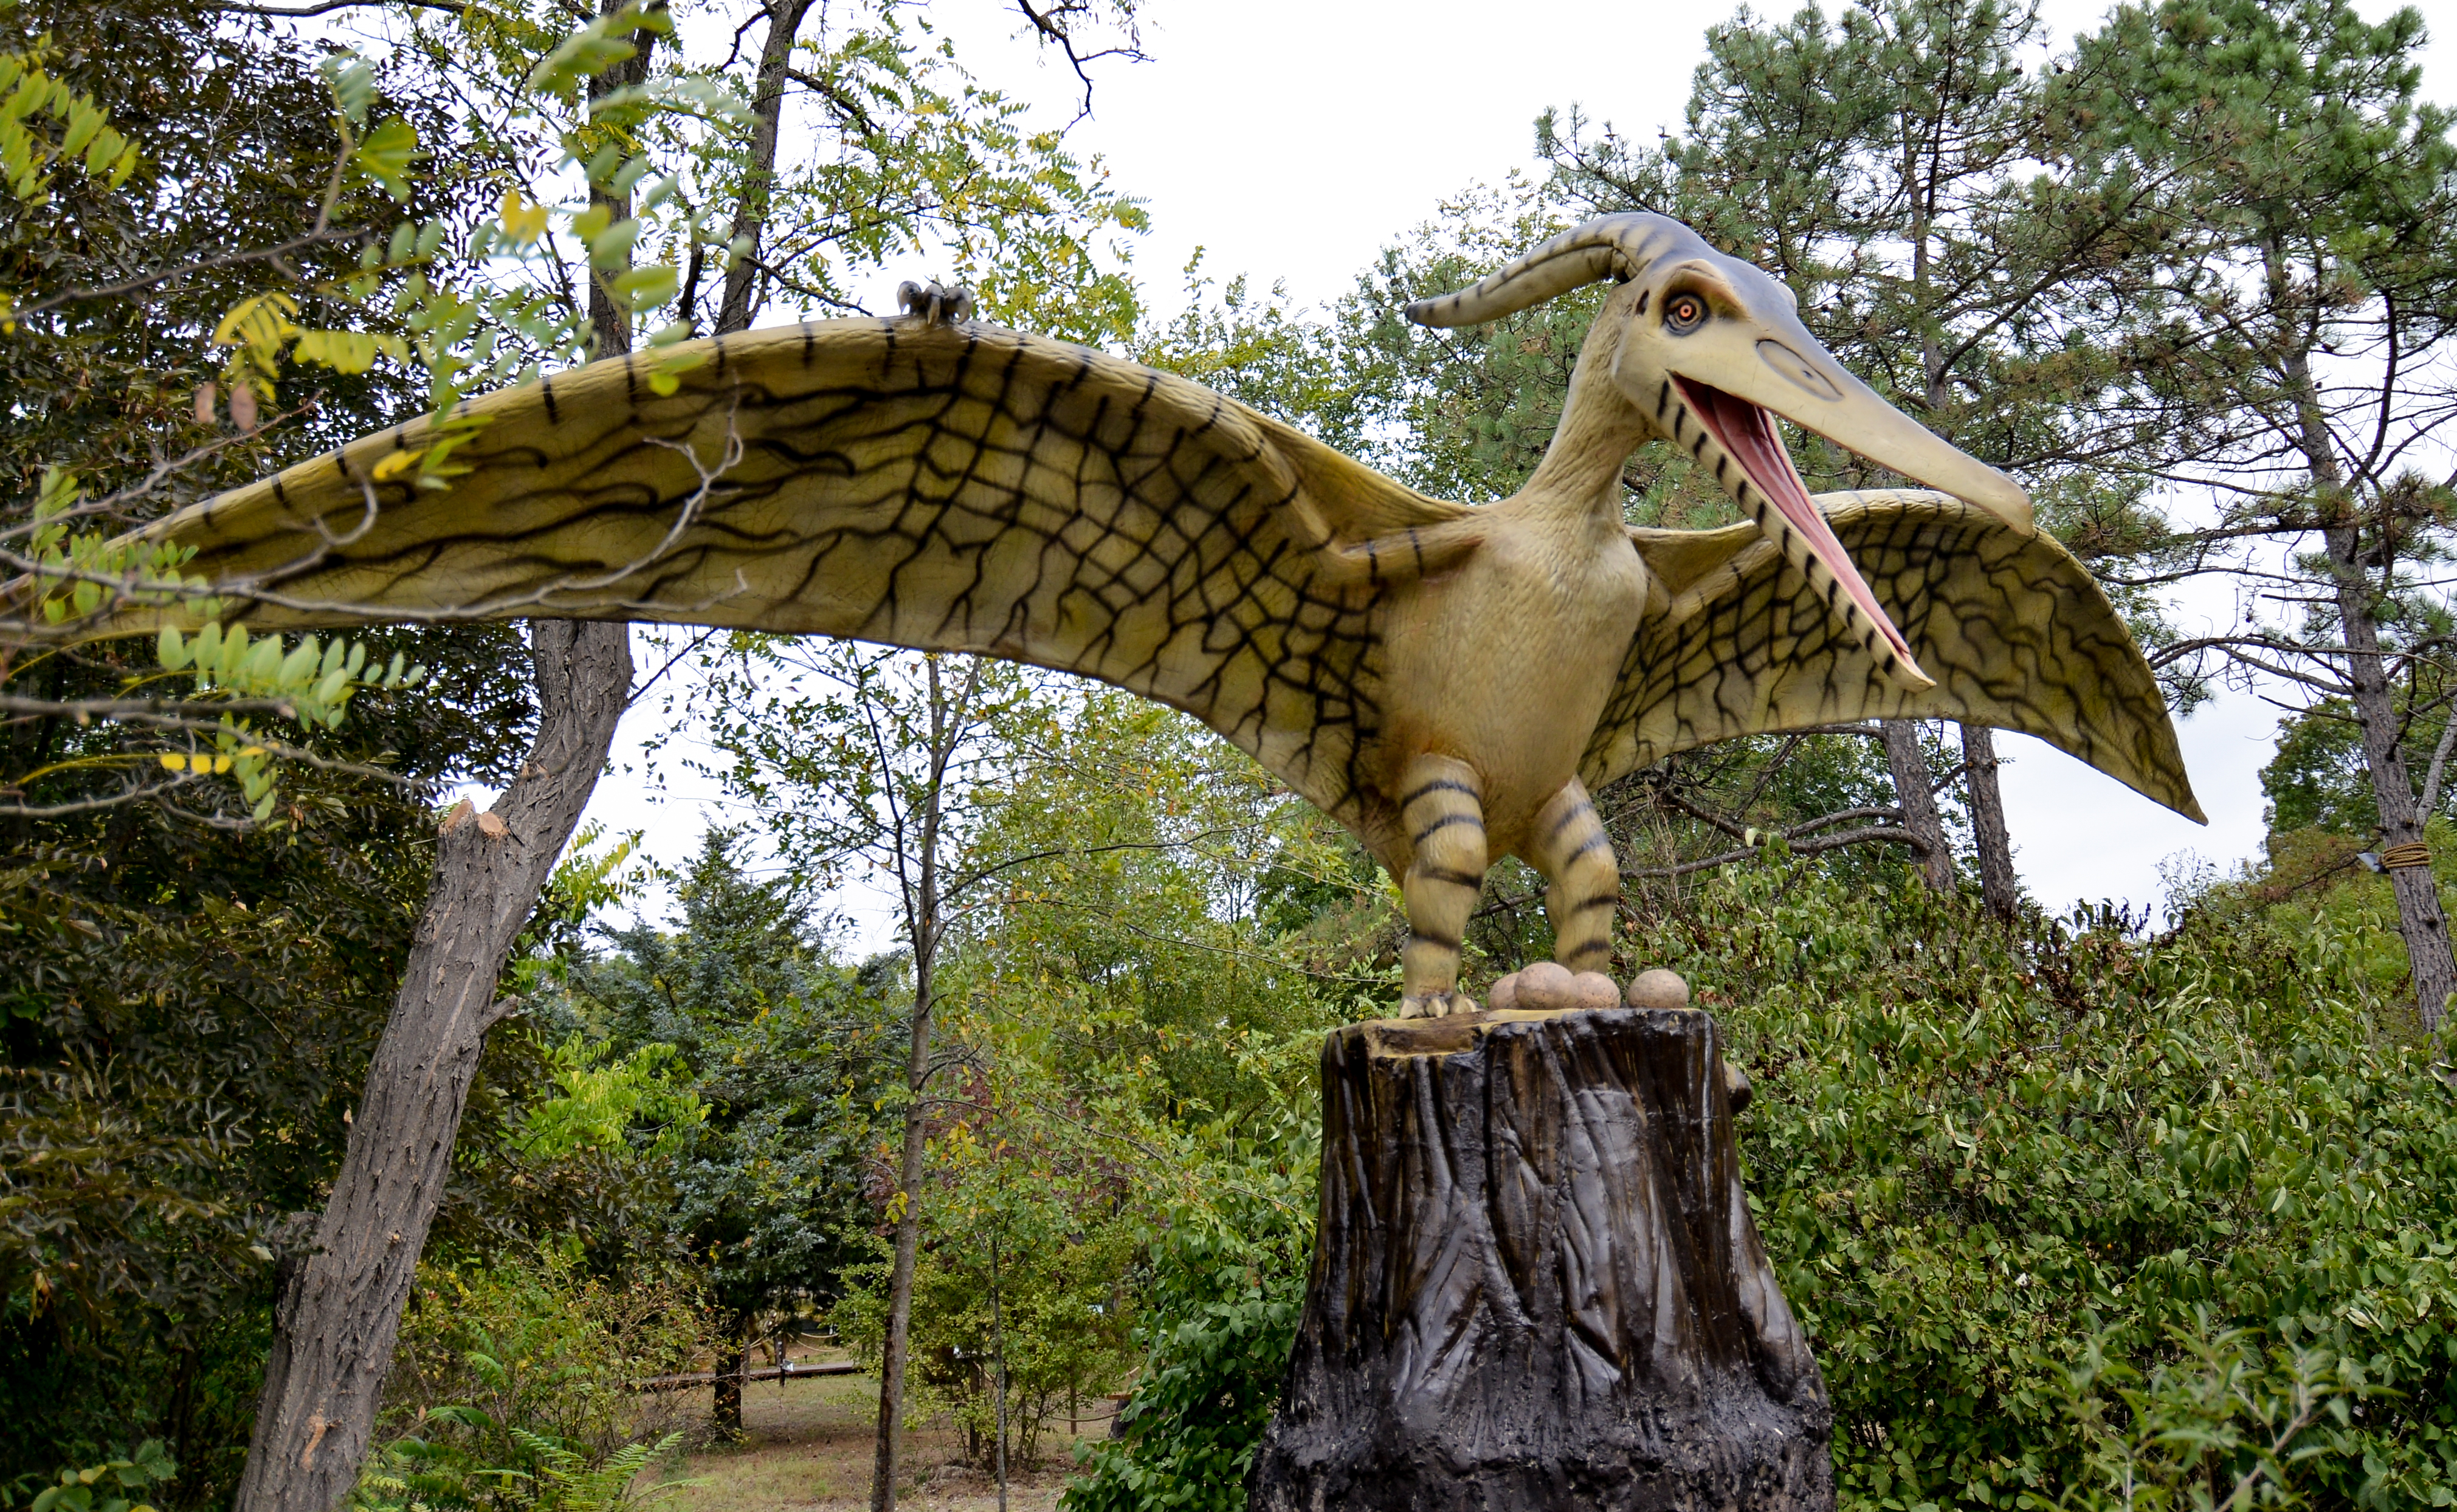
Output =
[
  {"x1": 1250, "y1": 1007, "x2": 1831, "y2": 1511},
  {"x1": 871, "y1": 660, "x2": 968, "y2": 1512},
  {"x1": 2280, "y1": 327, "x2": 2455, "y2": 1033},
  {"x1": 1961, "y1": 724, "x2": 2017, "y2": 920},
  {"x1": 715, "y1": 0, "x2": 816, "y2": 335},
  {"x1": 713, "y1": 1308, "x2": 750, "y2": 1434},
  {"x1": 867, "y1": 915, "x2": 934, "y2": 1511},
  {"x1": 2324, "y1": 520, "x2": 2454, "y2": 1032},
  {"x1": 1883, "y1": 720, "x2": 1952, "y2": 892},
  {"x1": 990, "y1": 1236, "x2": 1010, "y2": 1512},
  {"x1": 233, "y1": 15, "x2": 654, "y2": 1504},
  {"x1": 1904, "y1": 177, "x2": 2015, "y2": 915},
  {"x1": 230, "y1": 620, "x2": 633, "y2": 1512}
]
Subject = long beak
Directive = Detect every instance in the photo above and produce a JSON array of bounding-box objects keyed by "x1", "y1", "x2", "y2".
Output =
[
  {"x1": 1664, "y1": 331, "x2": 2033, "y2": 690},
  {"x1": 1674, "y1": 375, "x2": 1936, "y2": 685},
  {"x1": 1725, "y1": 343, "x2": 2034, "y2": 535}
]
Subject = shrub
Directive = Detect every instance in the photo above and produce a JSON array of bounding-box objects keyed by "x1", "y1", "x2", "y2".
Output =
[
  {"x1": 1059, "y1": 1129, "x2": 1314, "y2": 1512},
  {"x1": 1059, "y1": 862, "x2": 2457, "y2": 1511},
  {"x1": 1658, "y1": 861, "x2": 2457, "y2": 1510},
  {"x1": 353, "y1": 1248, "x2": 706, "y2": 1512},
  {"x1": 4, "y1": 1442, "x2": 177, "y2": 1512}
]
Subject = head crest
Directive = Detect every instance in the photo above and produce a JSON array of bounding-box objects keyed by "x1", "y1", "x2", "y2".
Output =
[{"x1": 1404, "y1": 213, "x2": 1714, "y2": 328}]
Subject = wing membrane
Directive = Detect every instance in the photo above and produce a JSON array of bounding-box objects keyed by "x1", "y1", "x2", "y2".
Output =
[
  {"x1": 1588, "y1": 489, "x2": 2204, "y2": 822},
  {"x1": 119, "y1": 319, "x2": 1466, "y2": 826}
]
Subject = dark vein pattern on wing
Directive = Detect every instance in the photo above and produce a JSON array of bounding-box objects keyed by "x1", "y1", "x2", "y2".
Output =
[
  {"x1": 1580, "y1": 496, "x2": 2193, "y2": 816},
  {"x1": 181, "y1": 322, "x2": 1391, "y2": 828}
]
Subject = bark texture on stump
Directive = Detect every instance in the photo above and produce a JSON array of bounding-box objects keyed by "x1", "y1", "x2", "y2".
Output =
[{"x1": 1250, "y1": 1007, "x2": 1831, "y2": 1512}]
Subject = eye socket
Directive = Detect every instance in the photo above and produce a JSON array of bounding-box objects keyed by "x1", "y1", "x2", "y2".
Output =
[{"x1": 1664, "y1": 292, "x2": 1709, "y2": 334}]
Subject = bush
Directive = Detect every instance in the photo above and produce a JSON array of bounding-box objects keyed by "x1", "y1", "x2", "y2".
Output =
[
  {"x1": 1058, "y1": 861, "x2": 2457, "y2": 1511},
  {"x1": 353, "y1": 1248, "x2": 706, "y2": 1512},
  {"x1": 1060, "y1": 1128, "x2": 1314, "y2": 1512},
  {"x1": 1654, "y1": 861, "x2": 2457, "y2": 1510},
  {"x1": 4, "y1": 1442, "x2": 177, "y2": 1512}
]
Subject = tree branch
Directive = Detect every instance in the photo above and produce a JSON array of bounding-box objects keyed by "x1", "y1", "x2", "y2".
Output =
[
  {"x1": 9, "y1": 231, "x2": 361, "y2": 319},
  {"x1": 211, "y1": 0, "x2": 466, "y2": 14},
  {"x1": 1623, "y1": 825, "x2": 1918, "y2": 881}
]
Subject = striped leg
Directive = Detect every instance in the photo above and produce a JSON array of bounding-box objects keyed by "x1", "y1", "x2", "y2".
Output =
[
  {"x1": 1396, "y1": 754, "x2": 1487, "y2": 1018},
  {"x1": 1528, "y1": 777, "x2": 1619, "y2": 976}
]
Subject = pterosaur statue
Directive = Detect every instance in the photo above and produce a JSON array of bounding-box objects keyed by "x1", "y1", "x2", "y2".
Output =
[{"x1": 96, "y1": 212, "x2": 2200, "y2": 1015}]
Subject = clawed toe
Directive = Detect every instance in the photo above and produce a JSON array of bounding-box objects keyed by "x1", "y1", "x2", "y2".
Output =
[
  {"x1": 896, "y1": 280, "x2": 974, "y2": 324},
  {"x1": 1398, "y1": 990, "x2": 1480, "y2": 1019}
]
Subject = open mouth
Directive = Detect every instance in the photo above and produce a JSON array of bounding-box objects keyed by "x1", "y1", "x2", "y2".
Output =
[{"x1": 1672, "y1": 376, "x2": 1928, "y2": 683}]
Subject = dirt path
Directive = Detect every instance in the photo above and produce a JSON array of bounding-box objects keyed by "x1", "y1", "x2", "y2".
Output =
[{"x1": 661, "y1": 1370, "x2": 1111, "y2": 1512}]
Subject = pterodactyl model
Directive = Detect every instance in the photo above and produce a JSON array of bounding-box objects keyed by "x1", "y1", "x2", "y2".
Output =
[{"x1": 88, "y1": 211, "x2": 2201, "y2": 1015}]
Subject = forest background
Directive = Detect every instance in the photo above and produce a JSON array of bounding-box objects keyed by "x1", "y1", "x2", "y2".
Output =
[{"x1": 5, "y1": 1, "x2": 2457, "y2": 1511}]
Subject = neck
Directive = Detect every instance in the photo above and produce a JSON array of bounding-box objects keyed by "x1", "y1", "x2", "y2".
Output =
[{"x1": 1520, "y1": 300, "x2": 1654, "y2": 518}]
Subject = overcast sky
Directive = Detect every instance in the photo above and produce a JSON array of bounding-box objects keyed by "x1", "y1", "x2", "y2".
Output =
[{"x1": 567, "y1": 0, "x2": 2457, "y2": 934}]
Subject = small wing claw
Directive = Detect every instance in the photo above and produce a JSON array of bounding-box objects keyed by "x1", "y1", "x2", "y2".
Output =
[{"x1": 895, "y1": 280, "x2": 974, "y2": 325}]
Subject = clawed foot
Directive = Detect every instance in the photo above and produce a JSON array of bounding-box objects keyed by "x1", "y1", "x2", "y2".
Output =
[
  {"x1": 897, "y1": 280, "x2": 973, "y2": 324},
  {"x1": 1397, "y1": 990, "x2": 1480, "y2": 1019}
]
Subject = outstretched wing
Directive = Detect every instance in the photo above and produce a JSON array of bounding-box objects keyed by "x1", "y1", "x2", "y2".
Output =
[
  {"x1": 120, "y1": 318, "x2": 1469, "y2": 828},
  {"x1": 1585, "y1": 489, "x2": 2204, "y2": 821}
]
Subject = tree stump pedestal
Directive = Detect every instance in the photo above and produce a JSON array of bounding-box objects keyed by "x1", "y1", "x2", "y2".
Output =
[{"x1": 1248, "y1": 1006, "x2": 1833, "y2": 1512}]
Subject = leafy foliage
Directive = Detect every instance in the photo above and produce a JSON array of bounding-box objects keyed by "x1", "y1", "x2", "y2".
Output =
[
  {"x1": 1657, "y1": 861, "x2": 2457, "y2": 1509},
  {"x1": 362, "y1": 1248, "x2": 705, "y2": 1512},
  {"x1": 1057, "y1": 860, "x2": 2457, "y2": 1512},
  {"x1": 4, "y1": 1443, "x2": 177, "y2": 1512},
  {"x1": 1058, "y1": 1112, "x2": 1317, "y2": 1512},
  {"x1": 550, "y1": 831, "x2": 903, "y2": 1323},
  {"x1": 830, "y1": 1072, "x2": 1142, "y2": 1469},
  {"x1": 943, "y1": 686, "x2": 1368, "y2": 1115}
]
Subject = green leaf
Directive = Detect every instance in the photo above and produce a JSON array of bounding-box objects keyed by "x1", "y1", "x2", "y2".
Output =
[
  {"x1": 278, "y1": 639, "x2": 318, "y2": 686},
  {"x1": 585, "y1": 216, "x2": 641, "y2": 270},
  {"x1": 243, "y1": 636, "x2": 283, "y2": 684},
  {"x1": 349, "y1": 117, "x2": 418, "y2": 201},
  {"x1": 608, "y1": 263, "x2": 677, "y2": 310},
  {"x1": 523, "y1": 4, "x2": 672, "y2": 100},
  {"x1": 318, "y1": 51, "x2": 376, "y2": 125},
  {"x1": 80, "y1": 125, "x2": 122, "y2": 177},
  {"x1": 58, "y1": 97, "x2": 100, "y2": 155}
]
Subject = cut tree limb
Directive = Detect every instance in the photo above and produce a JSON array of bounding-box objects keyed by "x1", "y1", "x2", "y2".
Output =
[{"x1": 230, "y1": 619, "x2": 633, "y2": 1512}]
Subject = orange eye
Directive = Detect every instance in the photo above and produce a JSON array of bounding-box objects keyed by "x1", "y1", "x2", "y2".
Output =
[{"x1": 1664, "y1": 294, "x2": 1707, "y2": 334}]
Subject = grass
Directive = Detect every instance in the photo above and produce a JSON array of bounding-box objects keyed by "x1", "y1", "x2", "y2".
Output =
[{"x1": 660, "y1": 1365, "x2": 1117, "y2": 1512}]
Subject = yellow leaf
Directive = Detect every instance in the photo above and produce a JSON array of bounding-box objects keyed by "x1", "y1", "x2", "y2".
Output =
[
  {"x1": 294, "y1": 329, "x2": 381, "y2": 374},
  {"x1": 158, "y1": 752, "x2": 188, "y2": 772},
  {"x1": 212, "y1": 292, "x2": 299, "y2": 348},
  {"x1": 371, "y1": 450, "x2": 419, "y2": 481},
  {"x1": 500, "y1": 189, "x2": 550, "y2": 249},
  {"x1": 211, "y1": 754, "x2": 233, "y2": 775}
]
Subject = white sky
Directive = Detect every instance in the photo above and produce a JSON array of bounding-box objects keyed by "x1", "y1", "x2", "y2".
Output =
[{"x1": 567, "y1": 0, "x2": 2457, "y2": 935}]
